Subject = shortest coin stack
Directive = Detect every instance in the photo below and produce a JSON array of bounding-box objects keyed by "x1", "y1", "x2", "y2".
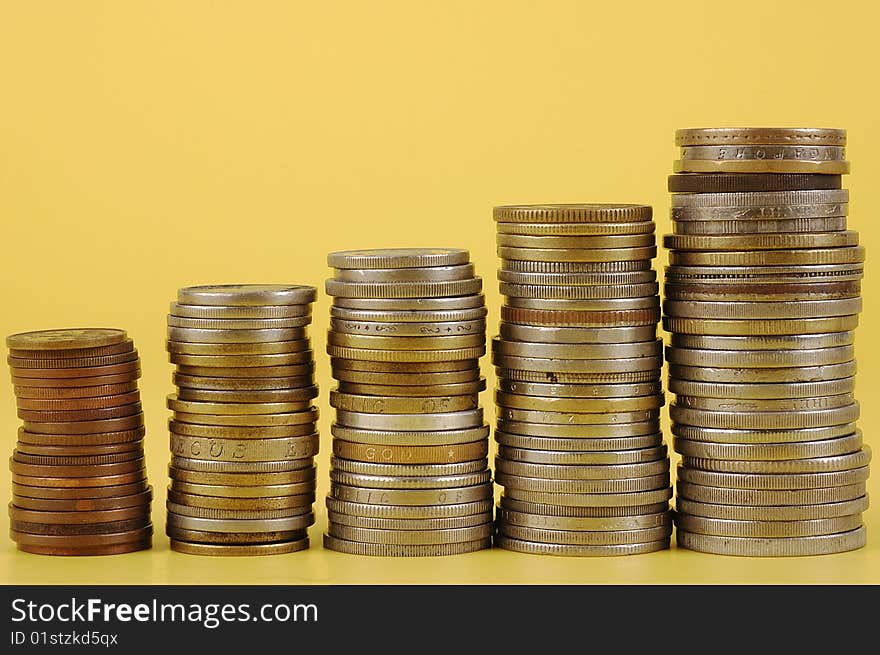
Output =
[
  {"x1": 7, "y1": 328, "x2": 152, "y2": 556},
  {"x1": 165, "y1": 285, "x2": 319, "y2": 556},
  {"x1": 324, "y1": 248, "x2": 493, "y2": 556}
]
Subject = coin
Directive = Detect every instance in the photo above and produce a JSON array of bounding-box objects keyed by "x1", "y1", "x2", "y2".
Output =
[
  {"x1": 669, "y1": 246, "x2": 865, "y2": 266},
  {"x1": 330, "y1": 391, "x2": 478, "y2": 413},
  {"x1": 671, "y1": 423, "x2": 857, "y2": 445},
  {"x1": 495, "y1": 458, "x2": 669, "y2": 480},
  {"x1": 681, "y1": 448, "x2": 871, "y2": 474},
  {"x1": 673, "y1": 217, "x2": 848, "y2": 235},
  {"x1": 329, "y1": 318, "x2": 486, "y2": 337},
  {"x1": 675, "y1": 527, "x2": 865, "y2": 556},
  {"x1": 331, "y1": 458, "x2": 487, "y2": 476},
  {"x1": 499, "y1": 323, "x2": 656, "y2": 344},
  {"x1": 672, "y1": 481, "x2": 867, "y2": 506},
  {"x1": 325, "y1": 278, "x2": 483, "y2": 299},
  {"x1": 330, "y1": 306, "x2": 488, "y2": 323},
  {"x1": 328, "y1": 331, "x2": 484, "y2": 350},
  {"x1": 170, "y1": 434, "x2": 320, "y2": 462},
  {"x1": 499, "y1": 380, "x2": 661, "y2": 398},
  {"x1": 674, "y1": 393, "x2": 854, "y2": 412},
  {"x1": 495, "y1": 432, "x2": 664, "y2": 452},
  {"x1": 498, "y1": 245, "x2": 657, "y2": 262},
  {"x1": 498, "y1": 508, "x2": 670, "y2": 531},
  {"x1": 675, "y1": 127, "x2": 847, "y2": 146},
  {"x1": 6, "y1": 329, "x2": 128, "y2": 351},
  {"x1": 664, "y1": 231, "x2": 858, "y2": 251},
  {"x1": 331, "y1": 424, "x2": 489, "y2": 446},
  {"x1": 335, "y1": 409, "x2": 483, "y2": 431},
  {"x1": 669, "y1": 377, "x2": 855, "y2": 402},
  {"x1": 673, "y1": 160, "x2": 849, "y2": 174},
  {"x1": 496, "y1": 221, "x2": 655, "y2": 236},
  {"x1": 670, "y1": 333, "x2": 854, "y2": 351},
  {"x1": 326, "y1": 344, "x2": 485, "y2": 362},
  {"x1": 330, "y1": 469, "x2": 490, "y2": 490},
  {"x1": 170, "y1": 538, "x2": 309, "y2": 556},
  {"x1": 177, "y1": 284, "x2": 316, "y2": 306},
  {"x1": 495, "y1": 535, "x2": 668, "y2": 556},
  {"x1": 673, "y1": 433, "x2": 861, "y2": 460},
  {"x1": 498, "y1": 270, "x2": 657, "y2": 285},
  {"x1": 494, "y1": 204, "x2": 653, "y2": 223},
  {"x1": 167, "y1": 340, "x2": 309, "y2": 355},
  {"x1": 327, "y1": 512, "x2": 492, "y2": 530},
  {"x1": 335, "y1": 380, "x2": 486, "y2": 397},
  {"x1": 332, "y1": 295, "x2": 486, "y2": 311},
  {"x1": 169, "y1": 351, "x2": 313, "y2": 367},
  {"x1": 497, "y1": 420, "x2": 660, "y2": 439},
  {"x1": 166, "y1": 316, "x2": 310, "y2": 330},
  {"x1": 501, "y1": 306, "x2": 660, "y2": 327},
  {"x1": 333, "y1": 264, "x2": 476, "y2": 282},
  {"x1": 663, "y1": 316, "x2": 859, "y2": 336},
  {"x1": 9, "y1": 350, "x2": 139, "y2": 369},
  {"x1": 493, "y1": 338, "x2": 661, "y2": 360},
  {"x1": 495, "y1": 392, "x2": 663, "y2": 413},
  {"x1": 494, "y1": 354, "x2": 662, "y2": 374},
  {"x1": 497, "y1": 445, "x2": 667, "y2": 465},
  {"x1": 325, "y1": 497, "x2": 494, "y2": 519},
  {"x1": 327, "y1": 248, "x2": 471, "y2": 269},
  {"x1": 668, "y1": 362, "x2": 856, "y2": 383},
  {"x1": 666, "y1": 345, "x2": 854, "y2": 368},
  {"x1": 679, "y1": 143, "x2": 846, "y2": 160},
  {"x1": 667, "y1": 173, "x2": 843, "y2": 193},
  {"x1": 167, "y1": 326, "x2": 305, "y2": 343},
  {"x1": 322, "y1": 534, "x2": 491, "y2": 556},
  {"x1": 496, "y1": 234, "x2": 655, "y2": 249},
  {"x1": 675, "y1": 497, "x2": 869, "y2": 521},
  {"x1": 171, "y1": 303, "x2": 310, "y2": 319},
  {"x1": 501, "y1": 486, "x2": 673, "y2": 507},
  {"x1": 495, "y1": 472, "x2": 669, "y2": 494},
  {"x1": 500, "y1": 282, "x2": 659, "y2": 300},
  {"x1": 166, "y1": 514, "x2": 314, "y2": 533}
]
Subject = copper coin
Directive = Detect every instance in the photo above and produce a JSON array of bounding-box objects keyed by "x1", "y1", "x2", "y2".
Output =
[
  {"x1": 13, "y1": 449, "x2": 143, "y2": 466},
  {"x1": 16, "y1": 539, "x2": 151, "y2": 556},
  {"x1": 11, "y1": 525, "x2": 152, "y2": 547},
  {"x1": 10, "y1": 360, "x2": 141, "y2": 379},
  {"x1": 168, "y1": 466, "x2": 315, "y2": 486},
  {"x1": 12, "y1": 471, "x2": 147, "y2": 488},
  {"x1": 16, "y1": 391, "x2": 141, "y2": 411},
  {"x1": 14, "y1": 442, "x2": 144, "y2": 457},
  {"x1": 174, "y1": 388, "x2": 317, "y2": 404},
  {"x1": 12, "y1": 382, "x2": 138, "y2": 399},
  {"x1": 9, "y1": 339, "x2": 135, "y2": 360},
  {"x1": 12, "y1": 372, "x2": 141, "y2": 388},
  {"x1": 165, "y1": 527, "x2": 305, "y2": 545},
  {"x1": 12, "y1": 489, "x2": 153, "y2": 512},
  {"x1": 11, "y1": 457, "x2": 146, "y2": 477},
  {"x1": 6, "y1": 328, "x2": 128, "y2": 351},
  {"x1": 11, "y1": 517, "x2": 150, "y2": 536},
  {"x1": 22, "y1": 413, "x2": 145, "y2": 435},
  {"x1": 8, "y1": 350, "x2": 139, "y2": 371},
  {"x1": 17, "y1": 402, "x2": 143, "y2": 422},
  {"x1": 12, "y1": 480, "x2": 149, "y2": 499},
  {"x1": 15, "y1": 426, "x2": 145, "y2": 446}
]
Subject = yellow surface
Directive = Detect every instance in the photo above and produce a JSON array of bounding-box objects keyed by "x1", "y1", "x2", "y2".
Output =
[{"x1": 0, "y1": 0, "x2": 878, "y2": 584}]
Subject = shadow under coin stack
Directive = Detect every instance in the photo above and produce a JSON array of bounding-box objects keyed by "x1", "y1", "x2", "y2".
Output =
[
  {"x1": 492, "y1": 205, "x2": 672, "y2": 556},
  {"x1": 7, "y1": 329, "x2": 152, "y2": 555},
  {"x1": 666, "y1": 127, "x2": 870, "y2": 556},
  {"x1": 165, "y1": 285, "x2": 319, "y2": 556},
  {"x1": 323, "y1": 249, "x2": 493, "y2": 556}
]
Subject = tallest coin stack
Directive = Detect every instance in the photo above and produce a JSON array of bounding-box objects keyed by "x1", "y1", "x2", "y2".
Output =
[{"x1": 665, "y1": 128, "x2": 870, "y2": 556}]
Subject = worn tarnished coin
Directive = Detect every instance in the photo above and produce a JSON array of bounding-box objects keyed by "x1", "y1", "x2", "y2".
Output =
[
  {"x1": 170, "y1": 538, "x2": 309, "y2": 556},
  {"x1": 7, "y1": 329, "x2": 128, "y2": 351},
  {"x1": 496, "y1": 233, "x2": 655, "y2": 249},
  {"x1": 327, "y1": 248, "x2": 470, "y2": 269},
  {"x1": 325, "y1": 278, "x2": 482, "y2": 299},
  {"x1": 323, "y1": 534, "x2": 490, "y2": 556},
  {"x1": 676, "y1": 527, "x2": 865, "y2": 556},
  {"x1": 675, "y1": 128, "x2": 847, "y2": 147},
  {"x1": 494, "y1": 535, "x2": 668, "y2": 556},
  {"x1": 681, "y1": 448, "x2": 871, "y2": 475},
  {"x1": 498, "y1": 245, "x2": 657, "y2": 263},
  {"x1": 494, "y1": 204, "x2": 653, "y2": 224},
  {"x1": 672, "y1": 433, "x2": 861, "y2": 460},
  {"x1": 495, "y1": 431, "x2": 664, "y2": 452},
  {"x1": 675, "y1": 497, "x2": 869, "y2": 521},
  {"x1": 170, "y1": 303, "x2": 310, "y2": 319},
  {"x1": 667, "y1": 172, "x2": 842, "y2": 193},
  {"x1": 496, "y1": 221, "x2": 655, "y2": 236}
]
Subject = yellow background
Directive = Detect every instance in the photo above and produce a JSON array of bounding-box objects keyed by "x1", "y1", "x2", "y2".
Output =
[{"x1": 0, "y1": 0, "x2": 877, "y2": 583}]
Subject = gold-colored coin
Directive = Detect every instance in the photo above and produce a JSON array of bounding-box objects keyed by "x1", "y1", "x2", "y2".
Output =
[
  {"x1": 498, "y1": 245, "x2": 657, "y2": 263},
  {"x1": 496, "y1": 234, "x2": 655, "y2": 249},
  {"x1": 177, "y1": 284, "x2": 316, "y2": 306},
  {"x1": 327, "y1": 248, "x2": 470, "y2": 270},
  {"x1": 675, "y1": 127, "x2": 846, "y2": 147},
  {"x1": 325, "y1": 278, "x2": 482, "y2": 299},
  {"x1": 493, "y1": 204, "x2": 652, "y2": 224},
  {"x1": 6, "y1": 328, "x2": 128, "y2": 351}
]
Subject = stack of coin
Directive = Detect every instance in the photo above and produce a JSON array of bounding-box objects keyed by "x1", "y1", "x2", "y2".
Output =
[
  {"x1": 323, "y1": 249, "x2": 493, "y2": 556},
  {"x1": 492, "y1": 205, "x2": 672, "y2": 556},
  {"x1": 6, "y1": 328, "x2": 152, "y2": 556},
  {"x1": 666, "y1": 127, "x2": 870, "y2": 556},
  {"x1": 165, "y1": 285, "x2": 319, "y2": 556}
]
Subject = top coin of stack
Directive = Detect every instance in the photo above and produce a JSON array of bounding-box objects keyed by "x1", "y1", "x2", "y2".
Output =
[
  {"x1": 6, "y1": 328, "x2": 152, "y2": 556},
  {"x1": 666, "y1": 128, "x2": 869, "y2": 556},
  {"x1": 165, "y1": 284, "x2": 319, "y2": 556},
  {"x1": 492, "y1": 205, "x2": 672, "y2": 556},
  {"x1": 324, "y1": 248, "x2": 494, "y2": 556}
]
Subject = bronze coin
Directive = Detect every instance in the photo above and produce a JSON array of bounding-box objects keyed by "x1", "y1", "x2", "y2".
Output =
[
  {"x1": 12, "y1": 471, "x2": 147, "y2": 488},
  {"x1": 168, "y1": 420, "x2": 316, "y2": 439},
  {"x1": 10, "y1": 457, "x2": 146, "y2": 478},
  {"x1": 11, "y1": 525, "x2": 153, "y2": 547},
  {"x1": 9, "y1": 339, "x2": 135, "y2": 360},
  {"x1": 10, "y1": 360, "x2": 141, "y2": 379},
  {"x1": 6, "y1": 328, "x2": 128, "y2": 351},
  {"x1": 165, "y1": 527, "x2": 305, "y2": 545},
  {"x1": 168, "y1": 350, "x2": 313, "y2": 367},
  {"x1": 16, "y1": 539, "x2": 151, "y2": 556},
  {"x1": 17, "y1": 402, "x2": 143, "y2": 422},
  {"x1": 12, "y1": 372, "x2": 141, "y2": 388},
  {"x1": 12, "y1": 489, "x2": 153, "y2": 512},
  {"x1": 11, "y1": 517, "x2": 150, "y2": 536},
  {"x1": 12, "y1": 480, "x2": 149, "y2": 499},
  {"x1": 15, "y1": 426, "x2": 145, "y2": 446},
  {"x1": 330, "y1": 358, "x2": 477, "y2": 373},
  {"x1": 8, "y1": 349, "x2": 139, "y2": 370},
  {"x1": 14, "y1": 441, "x2": 144, "y2": 457},
  {"x1": 13, "y1": 449, "x2": 143, "y2": 466},
  {"x1": 172, "y1": 373, "x2": 306, "y2": 391},
  {"x1": 12, "y1": 382, "x2": 138, "y2": 399},
  {"x1": 22, "y1": 413, "x2": 144, "y2": 434},
  {"x1": 16, "y1": 390, "x2": 141, "y2": 411}
]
